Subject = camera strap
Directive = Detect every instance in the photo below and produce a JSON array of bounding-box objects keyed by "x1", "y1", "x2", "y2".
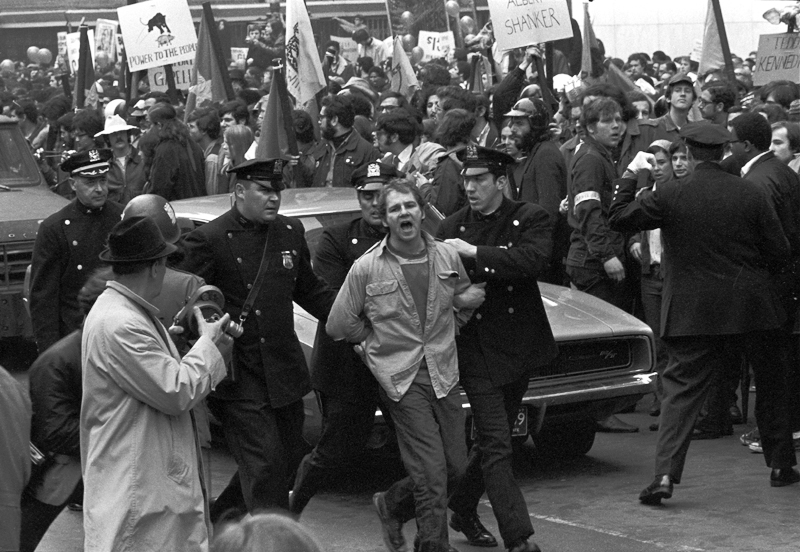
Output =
[{"x1": 239, "y1": 226, "x2": 271, "y2": 326}]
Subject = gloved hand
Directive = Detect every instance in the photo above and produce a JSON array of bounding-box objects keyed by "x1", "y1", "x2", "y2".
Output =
[{"x1": 626, "y1": 151, "x2": 656, "y2": 174}]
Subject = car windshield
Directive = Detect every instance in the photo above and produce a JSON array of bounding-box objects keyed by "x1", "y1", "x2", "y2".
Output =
[{"x1": 0, "y1": 125, "x2": 42, "y2": 187}]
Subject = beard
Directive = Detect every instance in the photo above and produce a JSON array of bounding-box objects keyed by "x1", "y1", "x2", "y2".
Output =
[
  {"x1": 321, "y1": 123, "x2": 336, "y2": 141},
  {"x1": 514, "y1": 128, "x2": 538, "y2": 153}
]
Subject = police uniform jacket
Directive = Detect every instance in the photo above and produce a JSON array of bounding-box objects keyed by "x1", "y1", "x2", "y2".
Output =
[
  {"x1": 311, "y1": 130, "x2": 379, "y2": 187},
  {"x1": 310, "y1": 217, "x2": 385, "y2": 401},
  {"x1": 180, "y1": 207, "x2": 334, "y2": 406},
  {"x1": 30, "y1": 199, "x2": 124, "y2": 352},
  {"x1": 608, "y1": 162, "x2": 789, "y2": 337},
  {"x1": 438, "y1": 197, "x2": 558, "y2": 385},
  {"x1": 566, "y1": 135, "x2": 625, "y2": 271}
]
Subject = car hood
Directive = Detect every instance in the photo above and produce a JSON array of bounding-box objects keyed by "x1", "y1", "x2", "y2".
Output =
[
  {"x1": 539, "y1": 282, "x2": 652, "y2": 341},
  {"x1": 0, "y1": 187, "x2": 69, "y2": 240}
]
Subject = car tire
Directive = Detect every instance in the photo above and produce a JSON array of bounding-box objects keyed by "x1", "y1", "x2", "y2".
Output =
[{"x1": 533, "y1": 419, "x2": 596, "y2": 459}]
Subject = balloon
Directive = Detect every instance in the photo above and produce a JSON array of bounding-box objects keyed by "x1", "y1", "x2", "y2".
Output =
[
  {"x1": 402, "y1": 33, "x2": 416, "y2": 50},
  {"x1": 37, "y1": 48, "x2": 53, "y2": 65},
  {"x1": 411, "y1": 46, "x2": 424, "y2": 64},
  {"x1": 0, "y1": 59, "x2": 14, "y2": 74},
  {"x1": 400, "y1": 11, "x2": 414, "y2": 28},
  {"x1": 445, "y1": 0, "x2": 460, "y2": 18},
  {"x1": 27, "y1": 46, "x2": 40, "y2": 63},
  {"x1": 459, "y1": 15, "x2": 476, "y2": 34}
]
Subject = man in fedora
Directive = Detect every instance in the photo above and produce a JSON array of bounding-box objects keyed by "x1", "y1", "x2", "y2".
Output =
[
  {"x1": 80, "y1": 215, "x2": 234, "y2": 552},
  {"x1": 29, "y1": 148, "x2": 123, "y2": 353},
  {"x1": 94, "y1": 114, "x2": 145, "y2": 204}
]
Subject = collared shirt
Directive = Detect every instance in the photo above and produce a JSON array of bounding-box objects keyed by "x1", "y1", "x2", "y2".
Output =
[
  {"x1": 741, "y1": 151, "x2": 771, "y2": 177},
  {"x1": 327, "y1": 232, "x2": 471, "y2": 401},
  {"x1": 397, "y1": 143, "x2": 414, "y2": 170}
]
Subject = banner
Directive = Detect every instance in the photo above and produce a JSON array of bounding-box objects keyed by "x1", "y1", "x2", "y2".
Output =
[
  {"x1": 753, "y1": 33, "x2": 800, "y2": 87},
  {"x1": 487, "y1": 0, "x2": 573, "y2": 51},
  {"x1": 329, "y1": 35, "x2": 358, "y2": 64},
  {"x1": 285, "y1": 0, "x2": 326, "y2": 105},
  {"x1": 230, "y1": 47, "x2": 248, "y2": 67},
  {"x1": 698, "y1": 0, "x2": 724, "y2": 75},
  {"x1": 95, "y1": 19, "x2": 118, "y2": 62},
  {"x1": 117, "y1": 0, "x2": 198, "y2": 72},
  {"x1": 185, "y1": 6, "x2": 232, "y2": 116},
  {"x1": 418, "y1": 31, "x2": 455, "y2": 62},
  {"x1": 66, "y1": 30, "x2": 96, "y2": 75},
  {"x1": 389, "y1": 36, "x2": 418, "y2": 98}
]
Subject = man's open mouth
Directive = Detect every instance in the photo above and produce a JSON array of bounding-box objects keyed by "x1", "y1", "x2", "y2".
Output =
[{"x1": 400, "y1": 221, "x2": 413, "y2": 230}]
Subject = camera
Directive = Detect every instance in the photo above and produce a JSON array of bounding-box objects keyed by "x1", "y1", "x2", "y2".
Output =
[{"x1": 173, "y1": 285, "x2": 244, "y2": 340}]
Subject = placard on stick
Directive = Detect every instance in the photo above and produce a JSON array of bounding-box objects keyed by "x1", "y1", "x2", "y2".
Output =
[
  {"x1": 117, "y1": 0, "x2": 198, "y2": 72},
  {"x1": 487, "y1": 0, "x2": 572, "y2": 51},
  {"x1": 753, "y1": 33, "x2": 800, "y2": 87}
]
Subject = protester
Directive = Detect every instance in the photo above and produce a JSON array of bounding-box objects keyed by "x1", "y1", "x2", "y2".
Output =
[{"x1": 94, "y1": 114, "x2": 146, "y2": 204}]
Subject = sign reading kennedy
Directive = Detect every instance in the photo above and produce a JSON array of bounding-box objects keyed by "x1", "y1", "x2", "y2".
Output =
[
  {"x1": 117, "y1": 0, "x2": 198, "y2": 72},
  {"x1": 754, "y1": 33, "x2": 800, "y2": 86},
  {"x1": 488, "y1": 0, "x2": 572, "y2": 51}
]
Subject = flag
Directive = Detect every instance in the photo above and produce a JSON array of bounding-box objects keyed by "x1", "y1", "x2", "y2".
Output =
[
  {"x1": 580, "y1": 1, "x2": 598, "y2": 78},
  {"x1": 74, "y1": 25, "x2": 97, "y2": 109},
  {"x1": 698, "y1": 0, "x2": 725, "y2": 75},
  {"x1": 390, "y1": 37, "x2": 419, "y2": 99},
  {"x1": 185, "y1": 7, "x2": 230, "y2": 118},
  {"x1": 285, "y1": 0, "x2": 326, "y2": 105},
  {"x1": 255, "y1": 67, "x2": 297, "y2": 160}
]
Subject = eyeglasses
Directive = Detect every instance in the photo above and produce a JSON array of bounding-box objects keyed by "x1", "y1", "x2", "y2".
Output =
[{"x1": 697, "y1": 98, "x2": 712, "y2": 107}]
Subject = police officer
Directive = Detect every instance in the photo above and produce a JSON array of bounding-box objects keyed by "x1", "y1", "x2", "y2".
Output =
[
  {"x1": 30, "y1": 148, "x2": 123, "y2": 352},
  {"x1": 290, "y1": 161, "x2": 400, "y2": 515},
  {"x1": 180, "y1": 158, "x2": 335, "y2": 514},
  {"x1": 438, "y1": 146, "x2": 558, "y2": 552},
  {"x1": 609, "y1": 123, "x2": 799, "y2": 503}
]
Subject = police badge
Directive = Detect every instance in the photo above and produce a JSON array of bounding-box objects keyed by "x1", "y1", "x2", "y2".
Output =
[{"x1": 281, "y1": 250, "x2": 294, "y2": 269}]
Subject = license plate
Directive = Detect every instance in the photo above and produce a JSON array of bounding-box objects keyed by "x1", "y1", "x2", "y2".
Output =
[{"x1": 470, "y1": 406, "x2": 528, "y2": 440}]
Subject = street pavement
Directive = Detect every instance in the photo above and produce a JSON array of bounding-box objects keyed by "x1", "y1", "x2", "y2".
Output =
[{"x1": 28, "y1": 399, "x2": 800, "y2": 552}]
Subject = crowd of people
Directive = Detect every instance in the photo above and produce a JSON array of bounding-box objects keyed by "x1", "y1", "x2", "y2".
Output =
[{"x1": 3, "y1": 11, "x2": 800, "y2": 552}]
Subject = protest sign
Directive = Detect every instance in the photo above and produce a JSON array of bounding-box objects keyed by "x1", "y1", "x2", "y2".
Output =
[
  {"x1": 418, "y1": 31, "x2": 455, "y2": 62},
  {"x1": 95, "y1": 19, "x2": 118, "y2": 62},
  {"x1": 117, "y1": 0, "x2": 198, "y2": 72},
  {"x1": 66, "y1": 30, "x2": 95, "y2": 75},
  {"x1": 690, "y1": 38, "x2": 703, "y2": 62},
  {"x1": 57, "y1": 32, "x2": 68, "y2": 56},
  {"x1": 330, "y1": 35, "x2": 358, "y2": 64},
  {"x1": 753, "y1": 33, "x2": 800, "y2": 86},
  {"x1": 487, "y1": 0, "x2": 572, "y2": 51},
  {"x1": 150, "y1": 58, "x2": 194, "y2": 91},
  {"x1": 230, "y1": 47, "x2": 248, "y2": 67}
]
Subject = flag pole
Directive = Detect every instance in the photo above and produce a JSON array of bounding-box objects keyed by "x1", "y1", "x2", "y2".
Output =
[
  {"x1": 709, "y1": 0, "x2": 737, "y2": 91},
  {"x1": 202, "y1": 2, "x2": 235, "y2": 101},
  {"x1": 384, "y1": 0, "x2": 394, "y2": 38}
]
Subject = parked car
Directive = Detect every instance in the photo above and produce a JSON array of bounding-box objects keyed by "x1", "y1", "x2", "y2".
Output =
[
  {"x1": 172, "y1": 187, "x2": 656, "y2": 458},
  {"x1": 0, "y1": 115, "x2": 69, "y2": 340}
]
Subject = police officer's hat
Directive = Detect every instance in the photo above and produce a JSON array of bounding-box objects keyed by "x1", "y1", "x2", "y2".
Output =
[
  {"x1": 351, "y1": 162, "x2": 400, "y2": 191},
  {"x1": 460, "y1": 145, "x2": 515, "y2": 176},
  {"x1": 228, "y1": 158, "x2": 286, "y2": 190},
  {"x1": 679, "y1": 122, "x2": 731, "y2": 148},
  {"x1": 60, "y1": 149, "x2": 113, "y2": 178}
]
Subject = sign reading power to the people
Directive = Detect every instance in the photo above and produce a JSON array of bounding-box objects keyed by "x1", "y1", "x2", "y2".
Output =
[
  {"x1": 117, "y1": 0, "x2": 198, "y2": 72},
  {"x1": 487, "y1": 0, "x2": 573, "y2": 51}
]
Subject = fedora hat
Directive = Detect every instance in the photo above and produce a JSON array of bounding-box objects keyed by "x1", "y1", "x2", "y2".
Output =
[
  {"x1": 99, "y1": 215, "x2": 177, "y2": 264},
  {"x1": 95, "y1": 114, "x2": 138, "y2": 137}
]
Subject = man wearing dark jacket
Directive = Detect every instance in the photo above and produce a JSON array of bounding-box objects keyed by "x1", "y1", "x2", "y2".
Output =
[
  {"x1": 439, "y1": 146, "x2": 557, "y2": 552},
  {"x1": 609, "y1": 123, "x2": 799, "y2": 504}
]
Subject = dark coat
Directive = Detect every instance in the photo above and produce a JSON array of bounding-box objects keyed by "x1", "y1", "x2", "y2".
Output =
[
  {"x1": 310, "y1": 218, "x2": 385, "y2": 401},
  {"x1": 422, "y1": 146, "x2": 467, "y2": 217},
  {"x1": 28, "y1": 330, "x2": 82, "y2": 457},
  {"x1": 29, "y1": 199, "x2": 123, "y2": 352},
  {"x1": 608, "y1": 162, "x2": 789, "y2": 337},
  {"x1": 147, "y1": 138, "x2": 207, "y2": 201},
  {"x1": 179, "y1": 207, "x2": 335, "y2": 406},
  {"x1": 106, "y1": 146, "x2": 146, "y2": 205},
  {"x1": 311, "y1": 130, "x2": 379, "y2": 188},
  {"x1": 438, "y1": 197, "x2": 558, "y2": 385},
  {"x1": 566, "y1": 136, "x2": 625, "y2": 270}
]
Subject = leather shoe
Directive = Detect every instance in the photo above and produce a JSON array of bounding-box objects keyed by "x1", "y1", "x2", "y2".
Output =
[
  {"x1": 412, "y1": 534, "x2": 460, "y2": 552},
  {"x1": 690, "y1": 428, "x2": 722, "y2": 440},
  {"x1": 729, "y1": 405, "x2": 743, "y2": 424},
  {"x1": 770, "y1": 468, "x2": 800, "y2": 487},
  {"x1": 639, "y1": 475, "x2": 673, "y2": 505},
  {"x1": 449, "y1": 512, "x2": 498, "y2": 548},
  {"x1": 507, "y1": 538, "x2": 542, "y2": 552},
  {"x1": 596, "y1": 415, "x2": 638, "y2": 433},
  {"x1": 373, "y1": 492, "x2": 407, "y2": 552}
]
